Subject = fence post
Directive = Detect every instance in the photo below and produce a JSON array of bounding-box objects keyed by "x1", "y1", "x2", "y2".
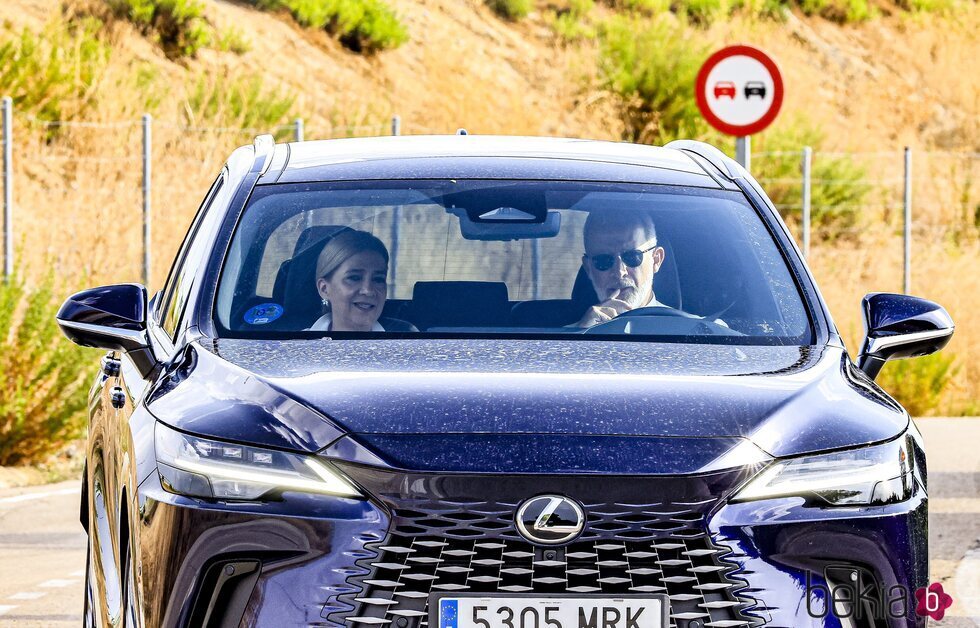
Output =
[
  {"x1": 294, "y1": 118, "x2": 304, "y2": 142},
  {"x1": 903, "y1": 147, "x2": 912, "y2": 295},
  {"x1": 2, "y1": 97, "x2": 12, "y2": 280},
  {"x1": 391, "y1": 115, "x2": 401, "y2": 137},
  {"x1": 801, "y1": 146, "x2": 812, "y2": 259},
  {"x1": 142, "y1": 114, "x2": 152, "y2": 288}
]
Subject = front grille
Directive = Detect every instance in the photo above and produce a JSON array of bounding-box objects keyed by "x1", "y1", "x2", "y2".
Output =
[{"x1": 324, "y1": 466, "x2": 761, "y2": 628}]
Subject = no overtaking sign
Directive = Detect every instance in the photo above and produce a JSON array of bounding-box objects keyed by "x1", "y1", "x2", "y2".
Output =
[{"x1": 695, "y1": 45, "x2": 784, "y2": 137}]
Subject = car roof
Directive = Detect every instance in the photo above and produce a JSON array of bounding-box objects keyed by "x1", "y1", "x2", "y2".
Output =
[{"x1": 258, "y1": 135, "x2": 735, "y2": 189}]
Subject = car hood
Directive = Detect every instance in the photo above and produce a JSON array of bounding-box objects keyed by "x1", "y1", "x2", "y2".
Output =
[{"x1": 146, "y1": 338, "x2": 908, "y2": 474}]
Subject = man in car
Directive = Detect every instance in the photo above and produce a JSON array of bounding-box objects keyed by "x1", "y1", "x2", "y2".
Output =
[{"x1": 573, "y1": 209, "x2": 667, "y2": 328}]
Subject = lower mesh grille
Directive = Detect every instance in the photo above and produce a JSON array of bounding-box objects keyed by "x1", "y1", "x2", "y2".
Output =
[{"x1": 325, "y1": 466, "x2": 761, "y2": 628}]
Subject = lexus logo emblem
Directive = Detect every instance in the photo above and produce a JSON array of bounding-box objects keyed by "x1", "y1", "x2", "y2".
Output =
[{"x1": 515, "y1": 495, "x2": 585, "y2": 545}]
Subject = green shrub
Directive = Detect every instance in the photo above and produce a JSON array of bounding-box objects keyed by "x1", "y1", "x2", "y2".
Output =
[
  {"x1": 898, "y1": 0, "x2": 959, "y2": 11},
  {"x1": 105, "y1": 0, "x2": 211, "y2": 58},
  {"x1": 184, "y1": 74, "x2": 295, "y2": 138},
  {"x1": 486, "y1": 0, "x2": 534, "y2": 20},
  {"x1": 819, "y1": 0, "x2": 874, "y2": 21},
  {"x1": 756, "y1": 0, "x2": 792, "y2": 18},
  {"x1": 728, "y1": 0, "x2": 777, "y2": 17},
  {"x1": 216, "y1": 26, "x2": 252, "y2": 54},
  {"x1": 843, "y1": 0, "x2": 875, "y2": 21},
  {"x1": 597, "y1": 15, "x2": 709, "y2": 144},
  {"x1": 877, "y1": 352, "x2": 958, "y2": 417},
  {"x1": 676, "y1": 0, "x2": 730, "y2": 25},
  {"x1": 752, "y1": 123, "x2": 872, "y2": 238},
  {"x1": 260, "y1": 0, "x2": 333, "y2": 25},
  {"x1": 250, "y1": 0, "x2": 408, "y2": 53},
  {"x1": 337, "y1": 0, "x2": 409, "y2": 52},
  {"x1": 612, "y1": 0, "x2": 672, "y2": 12},
  {"x1": 553, "y1": 13, "x2": 593, "y2": 41},
  {"x1": 798, "y1": 0, "x2": 828, "y2": 14},
  {"x1": 551, "y1": 0, "x2": 595, "y2": 42},
  {"x1": 795, "y1": 0, "x2": 874, "y2": 21},
  {"x1": 0, "y1": 18, "x2": 109, "y2": 124},
  {"x1": 604, "y1": 0, "x2": 896, "y2": 22},
  {"x1": 675, "y1": 0, "x2": 880, "y2": 21},
  {"x1": 0, "y1": 275, "x2": 95, "y2": 466}
]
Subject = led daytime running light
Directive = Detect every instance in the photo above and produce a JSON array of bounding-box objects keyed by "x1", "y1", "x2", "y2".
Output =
[
  {"x1": 171, "y1": 456, "x2": 360, "y2": 497},
  {"x1": 154, "y1": 422, "x2": 362, "y2": 500},
  {"x1": 732, "y1": 435, "x2": 914, "y2": 506}
]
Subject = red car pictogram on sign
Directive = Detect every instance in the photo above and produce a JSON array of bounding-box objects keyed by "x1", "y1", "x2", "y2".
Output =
[{"x1": 713, "y1": 81, "x2": 737, "y2": 99}]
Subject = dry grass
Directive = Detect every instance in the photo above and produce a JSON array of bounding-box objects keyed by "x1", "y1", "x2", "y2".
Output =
[
  {"x1": 808, "y1": 229, "x2": 980, "y2": 414},
  {"x1": 1, "y1": 0, "x2": 977, "y2": 412},
  {"x1": 773, "y1": 147, "x2": 980, "y2": 414}
]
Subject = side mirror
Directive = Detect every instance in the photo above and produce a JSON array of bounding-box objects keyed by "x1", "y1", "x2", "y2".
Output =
[
  {"x1": 56, "y1": 284, "x2": 157, "y2": 378},
  {"x1": 857, "y1": 292, "x2": 954, "y2": 380}
]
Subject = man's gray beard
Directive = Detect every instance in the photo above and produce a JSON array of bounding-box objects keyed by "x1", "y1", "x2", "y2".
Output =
[{"x1": 616, "y1": 284, "x2": 646, "y2": 308}]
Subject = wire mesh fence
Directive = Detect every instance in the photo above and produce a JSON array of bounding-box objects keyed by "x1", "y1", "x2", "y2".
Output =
[
  {"x1": 2, "y1": 98, "x2": 979, "y2": 300},
  {"x1": 0, "y1": 104, "x2": 437, "y2": 289},
  {"x1": 753, "y1": 147, "x2": 979, "y2": 295}
]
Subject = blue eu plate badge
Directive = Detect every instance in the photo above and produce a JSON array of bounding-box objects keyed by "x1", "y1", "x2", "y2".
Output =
[
  {"x1": 440, "y1": 599, "x2": 458, "y2": 628},
  {"x1": 243, "y1": 302, "x2": 284, "y2": 325}
]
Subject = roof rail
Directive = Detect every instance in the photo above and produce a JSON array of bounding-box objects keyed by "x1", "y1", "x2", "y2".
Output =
[
  {"x1": 664, "y1": 139, "x2": 746, "y2": 181},
  {"x1": 253, "y1": 134, "x2": 276, "y2": 176}
]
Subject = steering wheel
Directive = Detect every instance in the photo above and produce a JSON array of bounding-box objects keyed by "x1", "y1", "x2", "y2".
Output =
[
  {"x1": 615, "y1": 306, "x2": 693, "y2": 319},
  {"x1": 582, "y1": 305, "x2": 742, "y2": 336}
]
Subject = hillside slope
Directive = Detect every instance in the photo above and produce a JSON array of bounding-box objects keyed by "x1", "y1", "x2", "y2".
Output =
[
  {"x1": 0, "y1": 0, "x2": 977, "y2": 413},
  {"x1": 3, "y1": 0, "x2": 976, "y2": 147}
]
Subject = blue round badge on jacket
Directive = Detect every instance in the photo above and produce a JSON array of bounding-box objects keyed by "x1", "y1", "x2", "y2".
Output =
[{"x1": 244, "y1": 303, "x2": 284, "y2": 325}]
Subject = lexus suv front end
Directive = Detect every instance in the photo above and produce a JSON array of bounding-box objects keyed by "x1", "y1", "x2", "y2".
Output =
[{"x1": 57, "y1": 135, "x2": 953, "y2": 628}]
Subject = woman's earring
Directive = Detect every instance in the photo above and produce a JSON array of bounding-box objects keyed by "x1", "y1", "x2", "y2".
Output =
[{"x1": 321, "y1": 298, "x2": 330, "y2": 307}]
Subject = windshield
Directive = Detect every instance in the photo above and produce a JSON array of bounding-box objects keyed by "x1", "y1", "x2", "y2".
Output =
[{"x1": 214, "y1": 180, "x2": 812, "y2": 344}]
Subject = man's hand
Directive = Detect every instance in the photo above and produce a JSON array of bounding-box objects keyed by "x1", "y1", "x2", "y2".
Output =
[{"x1": 574, "y1": 289, "x2": 633, "y2": 327}]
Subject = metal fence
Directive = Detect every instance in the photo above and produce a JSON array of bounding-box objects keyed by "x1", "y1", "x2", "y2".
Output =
[
  {"x1": 2, "y1": 96, "x2": 978, "y2": 294},
  {"x1": 751, "y1": 146, "x2": 978, "y2": 296}
]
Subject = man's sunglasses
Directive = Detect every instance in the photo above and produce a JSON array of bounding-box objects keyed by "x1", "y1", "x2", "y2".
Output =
[{"x1": 587, "y1": 244, "x2": 658, "y2": 272}]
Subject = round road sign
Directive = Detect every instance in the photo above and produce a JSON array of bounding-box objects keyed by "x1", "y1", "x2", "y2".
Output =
[{"x1": 695, "y1": 45, "x2": 784, "y2": 137}]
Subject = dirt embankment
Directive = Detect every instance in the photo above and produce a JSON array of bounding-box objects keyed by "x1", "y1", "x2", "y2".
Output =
[
  {"x1": 0, "y1": 0, "x2": 977, "y2": 412},
  {"x1": 3, "y1": 0, "x2": 976, "y2": 147}
]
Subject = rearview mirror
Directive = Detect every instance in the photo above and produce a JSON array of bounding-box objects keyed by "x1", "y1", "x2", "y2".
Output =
[
  {"x1": 857, "y1": 292, "x2": 954, "y2": 380},
  {"x1": 56, "y1": 283, "x2": 157, "y2": 378},
  {"x1": 455, "y1": 209, "x2": 561, "y2": 241}
]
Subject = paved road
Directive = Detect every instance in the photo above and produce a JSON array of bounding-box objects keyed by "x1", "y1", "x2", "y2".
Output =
[
  {"x1": 0, "y1": 419, "x2": 977, "y2": 627},
  {"x1": 918, "y1": 419, "x2": 980, "y2": 627},
  {"x1": 0, "y1": 483, "x2": 85, "y2": 626}
]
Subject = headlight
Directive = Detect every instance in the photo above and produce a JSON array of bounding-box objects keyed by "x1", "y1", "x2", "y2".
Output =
[
  {"x1": 154, "y1": 422, "x2": 362, "y2": 500},
  {"x1": 732, "y1": 435, "x2": 914, "y2": 506}
]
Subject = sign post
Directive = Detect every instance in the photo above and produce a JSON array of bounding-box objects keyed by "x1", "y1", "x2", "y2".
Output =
[
  {"x1": 695, "y1": 45, "x2": 784, "y2": 171},
  {"x1": 735, "y1": 136, "x2": 750, "y2": 171}
]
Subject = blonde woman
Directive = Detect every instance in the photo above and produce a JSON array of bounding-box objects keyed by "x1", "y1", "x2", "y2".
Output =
[{"x1": 308, "y1": 229, "x2": 415, "y2": 332}]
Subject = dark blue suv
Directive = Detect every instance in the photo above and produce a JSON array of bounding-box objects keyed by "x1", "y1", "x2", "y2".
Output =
[{"x1": 57, "y1": 135, "x2": 953, "y2": 628}]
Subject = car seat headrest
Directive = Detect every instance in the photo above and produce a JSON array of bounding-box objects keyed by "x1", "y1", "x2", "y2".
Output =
[
  {"x1": 409, "y1": 281, "x2": 509, "y2": 330},
  {"x1": 293, "y1": 225, "x2": 350, "y2": 258}
]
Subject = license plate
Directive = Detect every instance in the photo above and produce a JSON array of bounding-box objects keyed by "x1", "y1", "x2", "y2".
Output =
[{"x1": 431, "y1": 595, "x2": 668, "y2": 628}]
